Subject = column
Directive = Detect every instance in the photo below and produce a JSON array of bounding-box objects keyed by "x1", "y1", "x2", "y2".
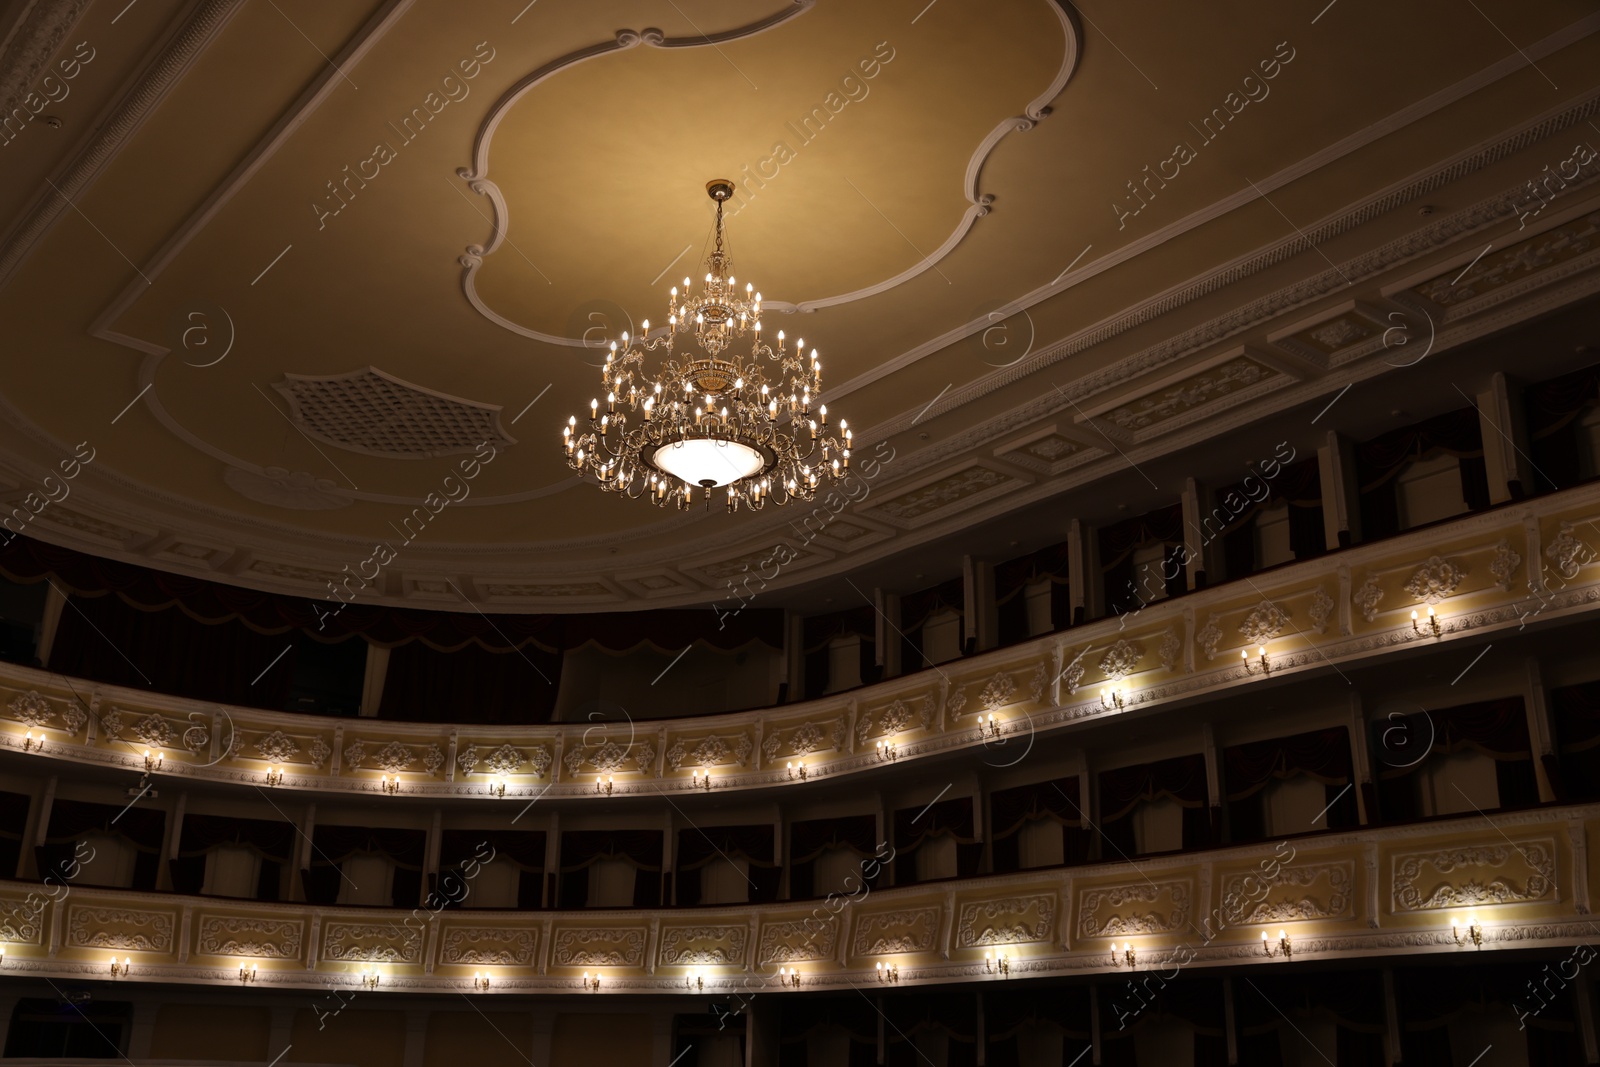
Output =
[
  {"x1": 425, "y1": 809, "x2": 443, "y2": 906},
  {"x1": 17, "y1": 775, "x2": 54, "y2": 879},
  {"x1": 127, "y1": 999, "x2": 158, "y2": 1060},
  {"x1": 157, "y1": 791, "x2": 187, "y2": 891},
  {"x1": 528, "y1": 1008, "x2": 555, "y2": 1067},
  {"x1": 1080, "y1": 520, "x2": 1103, "y2": 621},
  {"x1": 1525, "y1": 656, "x2": 1558, "y2": 803},
  {"x1": 1181, "y1": 477, "x2": 1207, "y2": 589},
  {"x1": 653, "y1": 1010, "x2": 676, "y2": 1067},
  {"x1": 1348, "y1": 692, "x2": 1373, "y2": 825},
  {"x1": 268, "y1": 1006, "x2": 294, "y2": 1060},
  {"x1": 36, "y1": 581, "x2": 67, "y2": 665},
  {"x1": 786, "y1": 612, "x2": 805, "y2": 701},
  {"x1": 402, "y1": 1008, "x2": 430, "y2": 1067},
  {"x1": 878, "y1": 589, "x2": 902, "y2": 678},
  {"x1": 1478, "y1": 371, "x2": 1532, "y2": 503},
  {"x1": 1067, "y1": 519, "x2": 1089, "y2": 627},
  {"x1": 544, "y1": 812, "x2": 560, "y2": 908},
  {"x1": 968, "y1": 556, "x2": 998, "y2": 652},
  {"x1": 360, "y1": 643, "x2": 389, "y2": 717},
  {"x1": 1317, "y1": 431, "x2": 1360, "y2": 549}
]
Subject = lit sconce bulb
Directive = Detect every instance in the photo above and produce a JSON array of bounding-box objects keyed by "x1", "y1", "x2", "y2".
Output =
[
  {"x1": 746, "y1": 282, "x2": 753, "y2": 293},
  {"x1": 239, "y1": 962, "x2": 257, "y2": 984},
  {"x1": 473, "y1": 971, "x2": 491, "y2": 991},
  {"x1": 1101, "y1": 686, "x2": 1125, "y2": 710},
  {"x1": 1412, "y1": 605, "x2": 1441, "y2": 637}
]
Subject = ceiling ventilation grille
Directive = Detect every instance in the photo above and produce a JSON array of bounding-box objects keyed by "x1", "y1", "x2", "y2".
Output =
[{"x1": 272, "y1": 367, "x2": 514, "y2": 459}]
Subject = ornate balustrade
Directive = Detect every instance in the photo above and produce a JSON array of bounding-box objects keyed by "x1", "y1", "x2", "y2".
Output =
[
  {"x1": 0, "y1": 804, "x2": 1590, "y2": 993},
  {"x1": 2, "y1": 482, "x2": 1598, "y2": 800}
]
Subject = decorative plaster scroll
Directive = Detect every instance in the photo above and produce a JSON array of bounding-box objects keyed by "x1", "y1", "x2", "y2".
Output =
[
  {"x1": 253, "y1": 730, "x2": 299, "y2": 763},
  {"x1": 657, "y1": 925, "x2": 749, "y2": 967},
  {"x1": 308, "y1": 736, "x2": 331, "y2": 768},
  {"x1": 852, "y1": 906, "x2": 941, "y2": 957},
  {"x1": 1098, "y1": 639, "x2": 1141, "y2": 681},
  {"x1": 67, "y1": 906, "x2": 174, "y2": 951},
  {"x1": 1545, "y1": 522, "x2": 1595, "y2": 581},
  {"x1": 321, "y1": 922, "x2": 423, "y2": 963},
  {"x1": 440, "y1": 926, "x2": 538, "y2": 966},
  {"x1": 980, "y1": 672, "x2": 1017, "y2": 711},
  {"x1": 955, "y1": 894, "x2": 1057, "y2": 948},
  {"x1": 1391, "y1": 838, "x2": 1557, "y2": 913},
  {"x1": 1239, "y1": 600, "x2": 1289, "y2": 645},
  {"x1": 371, "y1": 740, "x2": 414, "y2": 773},
  {"x1": 1076, "y1": 881, "x2": 1191, "y2": 939},
  {"x1": 197, "y1": 915, "x2": 303, "y2": 958},
  {"x1": 1219, "y1": 862, "x2": 1355, "y2": 925},
  {"x1": 132, "y1": 714, "x2": 173, "y2": 747},
  {"x1": 1404, "y1": 555, "x2": 1466, "y2": 603},
  {"x1": 946, "y1": 687, "x2": 968, "y2": 716},
  {"x1": 1030, "y1": 662, "x2": 1050, "y2": 702},
  {"x1": 1353, "y1": 574, "x2": 1384, "y2": 622},
  {"x1": 1490, "y1": 538, "x2": 1522, "y2": 592},
  {"x1": 759, "y1": 917, "x2": 837, "y2": 964},
  {"x1": 552, "y1": 927, "x2": 647, "y2": 968},
  {"x1": 1196, "y1": 615, "x2": 1223, "y2": 661},
  {"x1": 7, "y1": 691, "x2": 54, "y2": 728},
  {"x1": 1309, "y1": 587, "x2": 1335, "y2": 634},
  {"x1": 1158, "y1": 628, "x2": 1181, "y2": 672}
]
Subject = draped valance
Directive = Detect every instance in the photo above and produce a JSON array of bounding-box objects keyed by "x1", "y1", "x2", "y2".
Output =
[
  {"x1": 1099, "y1": 753, "x2": 1209, "y2": 821},
  {"x1": 989, "y1": 776, "x2": 1082, "y2": 838},
  {"x1": 1223, "y1": 727, "x2": 1352, "y2": 801}
]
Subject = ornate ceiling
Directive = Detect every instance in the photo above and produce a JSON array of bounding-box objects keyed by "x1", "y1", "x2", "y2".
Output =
[{"x1": 1, "y1": 0, "x2": 1598, "y2": 610}]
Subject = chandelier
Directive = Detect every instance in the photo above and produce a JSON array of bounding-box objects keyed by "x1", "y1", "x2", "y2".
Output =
[{"x1": 561, "y1": 179, "x2": 851, "y2": 512}]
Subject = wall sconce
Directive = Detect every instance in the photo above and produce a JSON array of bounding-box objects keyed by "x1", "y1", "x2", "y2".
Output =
[
  {"x1": 473, "y1": 971, "x2": 491, "y2": 991},
  {"x1": 875, "y1": 739, "x2": 898, "y2": 762},
  {"x1": 786, "y1": 760, "x2": 807, "y2": 781},
  {"x1": 23, "y1": 730, "x2": 42, "y2": 752},
  {"x1": 1261, "y1": 930, "x2": 1291, "y2": 958},
  {"x1": 263, "y1": 766, "x2": 284, "y2": 787},
  {"x1": 0, "y1": 946, "x2": 6, "y2": 966},
  {"x1": 778, "y1": 967, "x2": 801, "y2": 989},
  {"x1": 360, "y1": 968, "x2": 381, "y2": 989},
  {"x1": 691, "y1": 769, "x2": 713, "y2": 791},
  {"x1": 1100, "y1": 686, "x2": 1125, "y2": 710},
  {"x1": 875, "y1": 962, "x2": 898, "y2": 984},
  {"x1": 1412, "y1": 606, "x2": 1441, "y2": 638},
  {"x1": 1241, "y1": 645, "x2": 1271, "y2": 676},
  {"x1": 983, "y1": 949, "x2": 1010, "y2": 976},
  {"x1": 489, "y1": 778, "x2": 506, "y2": 798},
  {"x1": 596, "y1": 774, "x2": 614, "y2": 796},
  {"x1": 684, "y1": 967, "x2": 704, "y2": 992},
  {"x1": 1452, "y1": 914, "x2": 1483, "y2": 948},
  {"x1": 143, "y1": 749, "x2": 163, "y2": 772},
  {"x1": 979, "y1": 713, "x2": 1000, "y2": 740},
  {"x1": 110, "y1": 956, "x2": 130, "y2": 977},
  {"x1": 239, "y1": 963, "x2": 257, "y2": 984},
  {"x1": 582, "y1": 970, "x2": 601, "y2": 992},
  {"x1": 1111, "y1": 942, "x2": 1136, "y2": 968},
  {"x1": 379, "y1": 774, "x2": 400, "y2": 796}
]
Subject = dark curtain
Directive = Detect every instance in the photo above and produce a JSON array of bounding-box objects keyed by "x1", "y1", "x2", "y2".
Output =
[
  {"x1": 1223, "y1": 728, "x2": 1358, "y2": 841},
  {"x1": 995, "y1": 540, "x2": 1072, "y2": 644},
  {"x1": 300, "y1": 824, "x2": 425, "y2": 907},
  {"x1": 884, "y1": 993, "x2": 978, "y2": 1067},
  {"x1": 1525, "y1": 360, "x2": 1600, "y2": 494},
  {"x1": 1355, "y1": 406, "x2": 1490, "y2": 541},
  {"x1": 1100, "y1": 504, "x2": 1187, "y2": 614},
  {"x1": 48, "y1": 593, "x2": 299, "y2": 711},
  {"x1": 802, "y1": 606, "x2": 879, "y2": 696},
  {"x1": 378, "y1": 640, "x2": 562, "y2": 724},
  {"x1": 169, "y1": 813, "x2": 295, "y2": 899},
  {"x1": 899, "y1": 578, "x2": 963, "y2": 670},
  {"x1": 0, "y1": 533, "x2": 781, "y2": 653},
  {"x1": 38, "y1": 799, "x2": 166, "y2": 891},
  {"x1": 892, "y1": 796, "x2": 981, "y2": 885},
  {"x1": 1215, "y1": 457, "x2": 1326, "y2": 580},
  {"x1": 1374, "y1": 697, "x2": 1539, "y2": 821},
  {"x1": 0, "y1": 790, "x2": 31, "y2": 880},
  {"x1": 437, "y1": 828, "x2": 544, "y2": 909},
  {"x1": 674, "y1": 824, "x2": 780, "y2": 905},
  {"x1": 788, "y1": 814, "x2": 879, "y2": 900},
  {"x1": 989, "y1": 776, "x2": 1091, "y2": 872},
  {"x1": 557, "y1": 829, "x2": 663, "y2": 908},
  {"x1": 1551, "y1": 680, "x2": 1600, "y2": 801},
  {"x1": 1098, "y1": 753, "x2": 1213, "y2": 856}
]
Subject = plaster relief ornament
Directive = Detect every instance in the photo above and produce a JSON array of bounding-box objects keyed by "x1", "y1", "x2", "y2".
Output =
[
  {"x1": 372, "y1": 740, "x2": 414, "y2": 773},
  {"x1": 590, "y1": 740, "x2": 629, "y2": 772},
  {"x1": 563, "y1": 745, "x2": 586, "y2": 778},
  {"x1": 1353, "y1": 573, "x2": 1384, "y2": 623},
  {"x1": 8, "y1": 691, "x2": 53, "y2": 728},
  {"x1": 789, "y1": 721, "x2": 824, "y2": 755},
  {"x1": 666, "y1": 739, "x2": 687, "y2": 771},
  {"x1": 693, "y1": 735, "x2": 729, "y2": 766},
  {"x1": 1060, "y1": 650, "x2": 1087, "y2": 695},
  {"x1": 133, "y1": 714, "x2": 172, "y2": 748},
  {"x1": 733, "y1": 733, "x2": 753, "y2": 765},
  {"x1": 255, "y1": 730, "x2": 300, "y2": 764},
  {"x1": 636, "y1": 739, "x2": 658, "y2": 772},
  {"x1": 1030, "y1": 662, "x2": 1049, "y2": 703},
  {"x1": 1490, "y1": 538, "x2": 1522, "y2": 592},
  {"x1": 308, "y1": 736, "x2": 331, "y2": 767},
  {"x1": 1099, "y1": 638, "x2": 1142, "y2": 681},
  {"x1": 1195, "y1": 615, "x2": 1223, "y2": 661},
  {"x1": 1404, "y1": 555, "x2": 1466, "y2": 604},
  {"x1": 1309, "y1": 587, "x2": 1335, "y2": 635},
  {"x1": 1545, "y1": 522, "x2": 1594, "y2": 582},
  {"x1": 181, "y1": 715, "x2": 210, "y2": 754},
  {"x1": 98, "y1": 709, "x2": 125, "y2": 741},
  {"x1": 919, "y1": 695, "x2": 938, "y2": 731},
  {"x1": 528, "y1": 744, "x2": 552, "y2": 778},
  {"x1": 1239, "y1": 600, "x2": 1289, "y2": 645},
  {"x1": 761, "y1": 732, "x2": 783, "y2": 762},
  {"x1": 981, "y1": 672, "x2": 1017, "y2": 711},
  {"x1": 423, "y1": 743, "x2": 445, "y2": 776},
  {"x1": 1158, "y1": 628, "x2": 1181, "y2": 672},
  {"x1": 881, "y1": 699, "x2": 912, "y2": 734},
  {"x1": 482, "y1": 744, "x2": 524, "y2": 776},
  {"x1": 946, "y1": 686, "x2": 968, "y2": 716},
  {"x1": 342, "y1": 738, "x2": 367, "y2": 768},
  {"x1": 61, "y1": 699, "x2": 87, "y2": 734},
  {"x1": 830, "y1": 717, "x2": 848, "y2": 751},
  {"x1": 456, "y1": 745, "x2": 481, "y2": 777},
  {"x1": 856, "y1": 711, "x2": 875, "y2": 745}
]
